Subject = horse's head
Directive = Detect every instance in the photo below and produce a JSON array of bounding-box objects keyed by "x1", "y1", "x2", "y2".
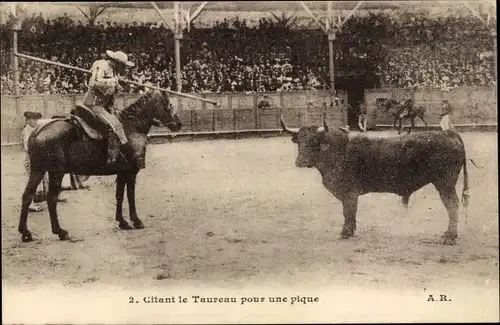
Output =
[{"x1": 144, "y1": 90, "x2": 182, "y2": 132}]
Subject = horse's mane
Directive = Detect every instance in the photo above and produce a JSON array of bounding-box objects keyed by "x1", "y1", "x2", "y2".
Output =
[
  {"x1": 119, "y1": 90, "x2": 165, "y2": 120},
  {"x1": 403, "y1": 99, "x2": 413, "y2": 105}
]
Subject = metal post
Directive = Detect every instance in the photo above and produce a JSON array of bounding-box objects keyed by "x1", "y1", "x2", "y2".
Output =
[
  {"x1": 11, "y1": 4, "x2": 20, "y2": 97},
  {"x1": 327, "y1": 1, "x2": 335, "y2": 97},
  {"x1": 150, "y1": 2, "x2": 173, "y2": 30},
  {"x1": 174, "y1": 2, "x2": 182, "y2": 93},
  {"x1": 189, "y1": 2, "x2": 208, "y2": 24},
  {"x1": 175, "y1": 39, "x2": 181, "y2": 92},
  {"x1": 299, "y1": 1, "x2": 326, "y2": 33},
  {"x1": 12, "y1": 29, "x2": 20, "y2": 97},
  {"x1": 328, "y1": 36, "x2": 335, "y2": 97},
  {"x1": 493, "y1": 29, "x2": 497, "y2": 102}
]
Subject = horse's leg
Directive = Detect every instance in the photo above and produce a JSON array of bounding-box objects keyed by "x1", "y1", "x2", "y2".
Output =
[
  {"x1": 420, "y1": 114, "x2": 428, "y2": 129},
  {"x1": 18, "y1": 171, "x2": 46, "y2": 242},
  {"x1": 408, "y1": 118, "x2": 415, "y2": 134},
  {"x1": 126, "y1": 172, "x2": 144, "y2": 229},
  {"x1": 398, "y1": 117, "x2": 403, "y2": 135},
  {"x1": 47, "y1": 171, "x2": 69, "y2": 240},
  {"x1": 115, "y1": 173, "x2": 132, "y2": 230}
]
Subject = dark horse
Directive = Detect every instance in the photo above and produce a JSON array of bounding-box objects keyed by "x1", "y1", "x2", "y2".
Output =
[
  {"x1": 379, "y1": 99, "x2": 428, "y2": 134},
  {"x1": 51, "y1": 115, "x2": 90, "y2": 191},
  {"x1": 18, "y1": 90, "x2": 182, "y2": 242}
]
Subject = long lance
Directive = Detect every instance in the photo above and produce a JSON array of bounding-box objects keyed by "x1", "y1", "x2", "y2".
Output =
[{"x1": 14, "y1": 51, "x2": 219, "y2": 106}]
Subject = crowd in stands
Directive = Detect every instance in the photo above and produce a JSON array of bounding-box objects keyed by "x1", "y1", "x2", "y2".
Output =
[{"x1": 0, "y1": 10, "x2": 495, "y2": 95}]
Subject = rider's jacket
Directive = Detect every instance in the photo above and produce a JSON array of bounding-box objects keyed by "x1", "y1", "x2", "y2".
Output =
[{"x1": 83, "y1": 59, "x2": 119, "y2": 109}]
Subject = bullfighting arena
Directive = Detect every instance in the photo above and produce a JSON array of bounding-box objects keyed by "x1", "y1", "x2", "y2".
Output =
[{"x1": 2, "y1": 131, "x2": 499, "y2": 322}]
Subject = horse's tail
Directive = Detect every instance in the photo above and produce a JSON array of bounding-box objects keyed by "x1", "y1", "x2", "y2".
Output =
[{"x1": 458, "y1": 135, "x2": 470, "y2": 225}]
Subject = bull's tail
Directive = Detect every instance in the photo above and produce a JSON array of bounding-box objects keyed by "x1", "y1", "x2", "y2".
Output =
[{"x1": 461, "y1": 148, "x2": 470, "y2": 225}]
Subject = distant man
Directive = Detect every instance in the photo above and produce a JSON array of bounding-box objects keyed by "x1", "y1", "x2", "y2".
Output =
[
  {"x1": 257, "y1": 95, "x2": 271, "y2": 109},
  {"x1": 439, "y1": 100, "x2": 454, "y2": 131},
  {"x1": 22, "y1": 111, "x2": 46, "y2": 212},
  {"x1": 357, "y1": 100, "x2": 368, "y2": 132},
  {"x1": 398, "y1": 99, "x2": 414, "y2": 120},
  {"x1": 337, "y1": 97, "x2": 350, "y2": 133}
]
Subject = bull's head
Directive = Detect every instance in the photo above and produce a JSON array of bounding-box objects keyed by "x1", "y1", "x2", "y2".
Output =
[{"x1": 280, "y1": 114, "x2": 348, "y2": 168}]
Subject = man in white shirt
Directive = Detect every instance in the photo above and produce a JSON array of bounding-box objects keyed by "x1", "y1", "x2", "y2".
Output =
[{"x1": 21, "y1": 111, "x2": 46, "y2": 212}]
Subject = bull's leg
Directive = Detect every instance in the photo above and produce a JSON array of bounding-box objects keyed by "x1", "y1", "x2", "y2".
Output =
[
  {"x1": 435, "y1": 185, "x2": 459, "y2": 245},
  {"x1": 393, "y1": 116, "x2": 398, "y2": 131},
  {"x1": 115, "y1": 173, "x2": 132, "y2": 230},
  {"x1": 47, "y1": 172, "x2": 69, "y2": 241},
  {"x1": 398, "y1": 118, "x2": 404, "y2": 135},
  {"x1": 402, "y1": 195, "x2": 410, "y2": 210},
  {"x1": 18, "y1": 171, "x2": 46, "y2": 242},
  {"x1": 340, "y1": 195, "x2": 358, "y2": 239},
  {"x1": 76, "y1": 176, "x2": 90, "y2": 189},
  {"x1": 70, "y1": 173, "x2": 78, "y2": 190},
  {"x1": 126, "y1": 172, "x2": 144, "y2": 229}
]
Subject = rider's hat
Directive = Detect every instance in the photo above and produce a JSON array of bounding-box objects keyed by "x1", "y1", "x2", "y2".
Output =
[
  {"x1": 23, "y1": 111, "x2": 42, "y2": 120},
  {"x1": 106, "y1": 50, "x2": 135, "y2": 67}
]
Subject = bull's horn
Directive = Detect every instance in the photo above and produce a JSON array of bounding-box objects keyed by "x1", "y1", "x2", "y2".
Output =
[{"x1": 280, "y1": 114, "x2": 298, "y2": 134}]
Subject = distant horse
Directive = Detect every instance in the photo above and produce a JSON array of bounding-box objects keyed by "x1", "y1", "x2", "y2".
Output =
[
  {"x1": 18, "y1": 90, "x2": 182, "y2": 242},
  {"x1": 378, "y1": 99, "x2": 428, "y2": 134}
]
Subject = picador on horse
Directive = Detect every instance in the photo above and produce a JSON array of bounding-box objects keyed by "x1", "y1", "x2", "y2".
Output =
[
  {"x1": 80, "y1": 50, "x2": 143, "y2": 169},
  {"x1": 398, "y1": 99, "x2": 415, "y2": 120},
  {"x1": 18, "y1": 49, "x2": 183, "y2": 243},
  {"x1": 379, "y1": 97, "x2": 428, "y2": 134}
]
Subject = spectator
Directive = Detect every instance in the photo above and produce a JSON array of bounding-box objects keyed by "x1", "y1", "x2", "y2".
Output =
[
  {"x1": 357, "y1": 100, "x2": 368, "y2": 132},
  {"x1": 440, "y1": 99, "x2": 454, "y2": 131},
  {"x1": 258, "y1": 95, "x2": 271, "y2": 109},
  {"x1": 21, "y1": 111, "x2": 46, "y2": 212},
  {"x1": 1, "y1": 11, "x2": 496, "y2": 95}
]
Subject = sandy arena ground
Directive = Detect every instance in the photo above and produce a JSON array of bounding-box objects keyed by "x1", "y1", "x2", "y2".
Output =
[{"x1": 2, "y1": 131, "x2": 499, "y2": 322}]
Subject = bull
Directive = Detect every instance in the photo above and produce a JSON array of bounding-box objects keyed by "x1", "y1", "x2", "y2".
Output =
[{"x1": 280, "y1": 115, "x2": 470, "y2": 245}]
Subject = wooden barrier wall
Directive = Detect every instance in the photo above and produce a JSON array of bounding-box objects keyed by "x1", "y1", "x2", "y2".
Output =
[
  {"x1": 2, "y1": 87, "x2": 496, "y2": 144},
  {"x1": 1, "y1": 91, "x2": 347, "y2": 145},
  {"x1": 365, "y1": 87, "x2": 497, "y2": 127}
]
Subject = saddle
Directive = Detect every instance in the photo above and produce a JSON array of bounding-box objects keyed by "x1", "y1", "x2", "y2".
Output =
[
  {"x1": 70, "y1": 103, "x2": 106, "y2": 140},
  {"x1": 33, "y1": 105, "x2": 104, "y2": 141}
]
